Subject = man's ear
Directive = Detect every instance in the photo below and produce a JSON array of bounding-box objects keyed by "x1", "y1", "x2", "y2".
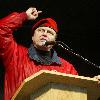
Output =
[{"x1": 32, "y1": 35, "x2": 34, "y2": 41}]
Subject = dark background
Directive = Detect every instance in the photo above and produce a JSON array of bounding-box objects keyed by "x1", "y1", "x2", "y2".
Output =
[{"x1": 0, "y1": 0, "x2": 99, "y2": 99}]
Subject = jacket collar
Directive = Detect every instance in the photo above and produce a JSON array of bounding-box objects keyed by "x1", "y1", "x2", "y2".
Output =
[{"x1": 28, "y1": 44, "x2": 61, "y2": 65}]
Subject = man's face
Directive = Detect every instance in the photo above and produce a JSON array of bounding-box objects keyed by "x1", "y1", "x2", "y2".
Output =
[{"x1": 32, "y1": 26, "x2": 57, "y2": 51}]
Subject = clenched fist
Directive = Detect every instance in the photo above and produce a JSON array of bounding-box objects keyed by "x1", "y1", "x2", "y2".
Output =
[{"x1": 26, "y1": 7, "x2": 42, "y2": 20}]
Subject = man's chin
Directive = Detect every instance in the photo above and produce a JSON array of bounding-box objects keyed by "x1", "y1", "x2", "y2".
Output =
[{"x1": 37, "y1": 45, "x2": 51, "y2": 51}]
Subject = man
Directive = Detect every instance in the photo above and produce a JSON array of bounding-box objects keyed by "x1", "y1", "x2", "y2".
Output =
[{"x1": 0, "y1": 7, "x2": 78, "y2": 100}]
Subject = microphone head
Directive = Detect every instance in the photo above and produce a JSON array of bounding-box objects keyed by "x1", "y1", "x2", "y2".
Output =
[{"x1": 45, "y1": 41, "x2": 56, "y2": 46}]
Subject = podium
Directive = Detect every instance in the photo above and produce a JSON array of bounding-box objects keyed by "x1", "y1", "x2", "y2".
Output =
[{"x1": 12, "y1": 70, "x2": 100, "y2": 100}]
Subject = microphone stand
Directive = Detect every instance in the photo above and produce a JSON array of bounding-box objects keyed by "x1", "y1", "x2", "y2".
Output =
[{"x1": 56, "y1": 41, "x2": 100, "y2": 69}]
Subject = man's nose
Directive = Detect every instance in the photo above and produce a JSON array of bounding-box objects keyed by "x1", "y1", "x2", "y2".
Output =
[{"x1": 42, "y1": 30, "x2": 47, "y2": 36}]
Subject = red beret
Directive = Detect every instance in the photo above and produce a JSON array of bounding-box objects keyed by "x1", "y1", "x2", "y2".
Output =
[{"x1": 32, "y1": 18, "x2": 58, "y2": 32}]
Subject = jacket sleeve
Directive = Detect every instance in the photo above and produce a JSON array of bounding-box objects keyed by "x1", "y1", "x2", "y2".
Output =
[{"x1": 0, "y1": 12, "x2": 27, "y2": 63}]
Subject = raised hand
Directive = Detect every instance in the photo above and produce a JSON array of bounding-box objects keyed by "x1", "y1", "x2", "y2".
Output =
[{"x1": 26, "y1": 7, "x2": 42, "y2": 20}]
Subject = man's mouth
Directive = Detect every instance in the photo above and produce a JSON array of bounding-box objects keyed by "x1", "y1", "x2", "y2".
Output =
[{"x1": 40, "y1": 38, "x2": 48, "y2": 41}]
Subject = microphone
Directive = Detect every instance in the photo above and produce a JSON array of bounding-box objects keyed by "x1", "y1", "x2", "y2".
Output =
[
  {"x1": 44, "y1": 40, "x2": 100, "y2": 68},
  {"x1": 44, "y1": 41, "x2": 57, "y2": 46}
]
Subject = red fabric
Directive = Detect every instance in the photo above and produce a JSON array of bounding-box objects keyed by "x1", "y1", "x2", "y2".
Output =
[
  {"x1": 0, "y1": 12, "x2": 78, "y2": 100},
  {"x1": 32, "y1": 18, "x2": 58, "y2": 32}
]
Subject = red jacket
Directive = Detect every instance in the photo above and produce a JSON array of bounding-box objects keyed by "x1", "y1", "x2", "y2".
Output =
[{"x1": 0, "y1": 12, "x2": 78, "y2": 100}]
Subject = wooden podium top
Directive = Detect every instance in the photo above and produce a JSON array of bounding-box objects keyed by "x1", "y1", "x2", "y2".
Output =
[{"x1": 12, "y1": 70, "x2": 100, "y2": 100}]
